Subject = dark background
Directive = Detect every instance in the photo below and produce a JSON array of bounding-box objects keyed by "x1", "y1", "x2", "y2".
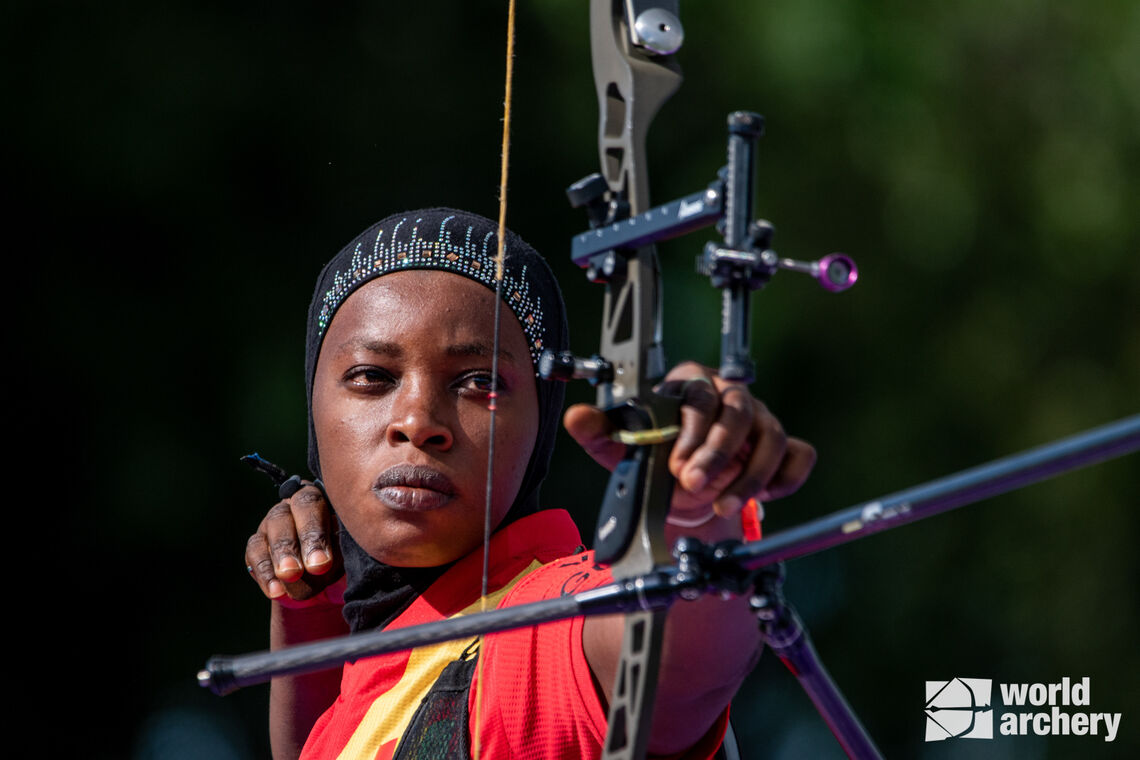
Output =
[{"x1": 13, "y1": 1, "x2": 1137, "y2": 758}]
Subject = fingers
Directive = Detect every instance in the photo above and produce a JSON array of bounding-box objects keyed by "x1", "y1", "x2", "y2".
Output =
[
  {"x1": 675, "y1": 383, "x2": 753, "y2": 495},
  {"x1": 245, "y1": 483, "x2": 337, "y2": 600},
  {"x1": 661, "y1": 362, "x2": 815, "y2": 519},
  {"x1": 757, "y1": 436, "x2": 817, "y2": 501},
  {"x1": 563, "y1": 403, "x2": 626, "y2": 472},
  {"x1": 289, "y1": 485, "x2": 336, "y2": 574},
  {"x1": 564, "y1": 358, "x2": 816, "y2": 522},
  {"x1": 658, "y1": 362, "x2": 755, "y2": 494},
  {"x1": 709, "y1": 400, "x2": 786, "y2": 515},
  {"x1": 246, "y1": 529, "x2": 283, "y2": 599},
  {"x1": 664, "y1": 376, "x2": 719, "y2": 487}
]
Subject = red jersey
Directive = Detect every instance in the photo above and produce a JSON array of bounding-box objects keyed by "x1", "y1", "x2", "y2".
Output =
[{"x1": 301, "y1": 509, "x2": 728, "y2": 759}]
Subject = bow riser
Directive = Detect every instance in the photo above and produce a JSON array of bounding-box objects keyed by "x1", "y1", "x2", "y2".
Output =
[{"x1": 583, "y1": 3, "x2": 687, "y2": 758}]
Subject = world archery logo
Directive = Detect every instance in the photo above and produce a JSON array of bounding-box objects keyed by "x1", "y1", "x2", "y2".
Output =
[{"x1": 925, "y1": 678, "x2": 994, "y2": 741}]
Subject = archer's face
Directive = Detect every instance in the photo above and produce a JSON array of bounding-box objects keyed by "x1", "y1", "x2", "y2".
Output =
[{"x1": 312, "y1": 270, "x2": 539, "y2": 567}]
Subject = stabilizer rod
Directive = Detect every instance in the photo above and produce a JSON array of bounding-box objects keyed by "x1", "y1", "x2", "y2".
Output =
[{"x1": 732, "y1": 414, "x2": 1140, "y2": 571}]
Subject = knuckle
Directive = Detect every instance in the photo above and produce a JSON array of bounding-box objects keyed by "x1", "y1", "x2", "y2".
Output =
[
  {"x1": 293, "y1": 486, "x2": 326, "y2": 506},
  {"x1": 670, "y1": 360, "x2": 706, "y2": 378},
  {"x1": 720, "y1": 397, "x2": 752, "y2": 427},
  {"x1": 270, "y1": 535, "x2": 300, "y2": 558},
  {"x1": 792, "y1": 442, "x2": 818, "y2": 476},
  {"x1": 252, "y1": 556, "x2": 276, "y2": 581},
  {"x1": 761, "y1": 415, "x2": 787, "y2": 445},
  {"x1": 297, "y1": 525, "x2": 329, "y2": 551},
  {"x1": 246, "y1": 533, "x2": 266, "y2": 553},
  {"x1": 720, "y1": 386, "x2": 754, "y2": 416},
  {"x1": 736, "y1": 474, "x2": 768, "y2": 499},
  {"x1": 685, "y1": 391, "x2": 718, "y2": 417},
  {"x1": 678, "y1": 380, "x2": 718, "y2": 412},
  {"x1": 696, "y1": 447, "x2": 733, "y2": 475},
  {"x1": 267, "y1": 500, "x2": 293, "y2": 520},
  {"x1": 798, "y1": 441, "x2": 818, "y2": 466},
  {"x1": 720, "y1": 383, "x2": 751, "y2": 402}
]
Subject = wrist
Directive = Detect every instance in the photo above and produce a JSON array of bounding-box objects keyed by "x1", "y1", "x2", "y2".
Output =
[
  {"x1": 271, "y1": 576, "x2": 349, "y2": 649},
  {"x1": 665, "y1": 498, "x2": 762, "y2": 542},
  {"x1": 273, "y1": 575, "x2": 346, "y2": 611},
  {"x1": 665, "y1": 510, "x2": 718, "y2": 528}
]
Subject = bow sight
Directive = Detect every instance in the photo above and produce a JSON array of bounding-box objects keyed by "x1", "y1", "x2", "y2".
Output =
[{"x1": 550, "y1": 110, "x2": 857, "y2": 387}]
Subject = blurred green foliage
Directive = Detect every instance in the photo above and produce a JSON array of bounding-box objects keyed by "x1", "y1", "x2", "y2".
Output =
[{"x1": 11, "y1": 1, "x2": 1136, "y2": 757}]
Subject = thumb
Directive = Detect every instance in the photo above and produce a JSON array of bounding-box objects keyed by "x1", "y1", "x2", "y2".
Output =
[{"x1": 563, "y1": 403, "x2": 626, "y2": 472}]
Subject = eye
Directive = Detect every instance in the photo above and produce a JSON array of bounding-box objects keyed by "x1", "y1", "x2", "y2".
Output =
[
  {"x1": 344, "y1": 366, "x2": 394, "y2": 389},
  {"x1": 456, "y1": 371, "x2": 501, "y2": 395}
]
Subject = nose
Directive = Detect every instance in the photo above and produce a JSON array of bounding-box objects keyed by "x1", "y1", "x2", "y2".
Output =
[{"x1": 386, "y1": 380, "x2": 454, "y2": 451}]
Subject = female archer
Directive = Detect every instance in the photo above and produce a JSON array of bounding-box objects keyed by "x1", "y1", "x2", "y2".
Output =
[{"x1": 244, "y1": 207, "x2": 816, "y2": 759}]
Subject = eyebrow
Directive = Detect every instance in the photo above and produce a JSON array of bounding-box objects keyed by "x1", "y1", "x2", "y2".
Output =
[
  {"x1": 335, "y1": 339, "x2": 515, "y2": 363},
  {"x1": 336, "y1": 339, "x2": 403, "y2": 357},
  {"x1": 446, "y1": 341, "x2": 515, "y2": 363}
]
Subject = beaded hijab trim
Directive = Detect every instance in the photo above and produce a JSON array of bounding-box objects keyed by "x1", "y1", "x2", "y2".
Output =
[{"x1": 316, "y1": 213, "x2": 547, "y2": 367}]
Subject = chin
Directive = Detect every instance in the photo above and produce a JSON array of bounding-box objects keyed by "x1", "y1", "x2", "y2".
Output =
[{"x1": 363, "y1": 527, "x2": 478, "y2": 569}]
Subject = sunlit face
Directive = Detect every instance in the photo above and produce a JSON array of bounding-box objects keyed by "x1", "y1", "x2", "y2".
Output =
[{"x1": 312, "y1": 270, "x2": 539, "y2": 567}]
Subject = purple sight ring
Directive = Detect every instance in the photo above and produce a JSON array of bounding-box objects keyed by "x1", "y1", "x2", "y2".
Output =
[{"x1": 816, "y1": 253, "x2": 858, "y2": 292}]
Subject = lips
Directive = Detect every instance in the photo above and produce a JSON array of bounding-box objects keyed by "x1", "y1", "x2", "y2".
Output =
[{"x1": 372, "y1": 464, "x2": 458, "y2": 512}]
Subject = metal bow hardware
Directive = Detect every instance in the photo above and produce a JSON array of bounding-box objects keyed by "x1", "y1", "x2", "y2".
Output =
[
  {"x1": 538, "y1": 2, "x2": 857, "y2": 756},
  {"x1": 198, "y1": 4, "x2": 1140, "y2": 759}
]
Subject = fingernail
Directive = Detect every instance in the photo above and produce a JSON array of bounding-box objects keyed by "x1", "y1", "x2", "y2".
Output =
[
  {"x1": 268, "y1": 580, "x2": 285, "y2": 598},
  {"x1": 306, "y1": 549, "x2": 330, "y2": 568},
  {"x1": 277, "y1": 557, "x2": 301, "y2": 575},
  {"x1": 686, "y1": 470, "x2": 708, "y2": 493},
  {"x1": 757, "y1": 489, "x2": 771, "y2": 501}
]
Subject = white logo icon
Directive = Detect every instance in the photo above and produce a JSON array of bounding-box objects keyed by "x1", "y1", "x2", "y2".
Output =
[
  {"x1": 925, "y1": 678, "x2": 994, "y2": 741},
  {"x1": 677, "y1": 198, "x2": 704, "y2": 220}
]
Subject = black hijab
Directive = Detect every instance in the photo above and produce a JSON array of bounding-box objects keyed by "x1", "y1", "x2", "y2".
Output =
[{"x1": 304, "y1": 208, "x2": 569, "y2": 632}]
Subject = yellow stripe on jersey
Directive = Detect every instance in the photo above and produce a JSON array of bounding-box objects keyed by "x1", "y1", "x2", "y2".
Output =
[{"x1": 335, "y1": 559, "x2": 543, "y2": 760}]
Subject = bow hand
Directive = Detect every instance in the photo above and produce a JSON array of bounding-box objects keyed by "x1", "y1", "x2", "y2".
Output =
[{"x1": 564, "y1": 362, "x2": 816, "y2": 530}]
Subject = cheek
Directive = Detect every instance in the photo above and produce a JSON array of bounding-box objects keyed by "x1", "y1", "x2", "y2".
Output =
[
  {"x1": 451, "y1": 401, "x2": 536, "y2": 509},
  {"x1": 502, "y1": 423, "x2": 535, "y2": 481},
  {"x1": 488, "y1": 405, "x2": 539, "y2": 510},
  {"x1": 313, "y1": 393, "x2": 386, "y2": 486}
]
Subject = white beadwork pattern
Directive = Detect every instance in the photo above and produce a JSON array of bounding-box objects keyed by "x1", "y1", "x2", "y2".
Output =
[{"x1": 317, "y1": 214, "x2": 547, "y2": 369}]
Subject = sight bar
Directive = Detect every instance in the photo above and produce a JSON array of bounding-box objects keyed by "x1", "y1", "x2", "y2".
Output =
[{"x1": 570, "y1": 187, "x2": 723, "y2": 266}]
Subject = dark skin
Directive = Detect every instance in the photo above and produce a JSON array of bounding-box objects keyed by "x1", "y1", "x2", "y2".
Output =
[{"x1": 247, "y1": 269, "x2": 816, "y2": 758}]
